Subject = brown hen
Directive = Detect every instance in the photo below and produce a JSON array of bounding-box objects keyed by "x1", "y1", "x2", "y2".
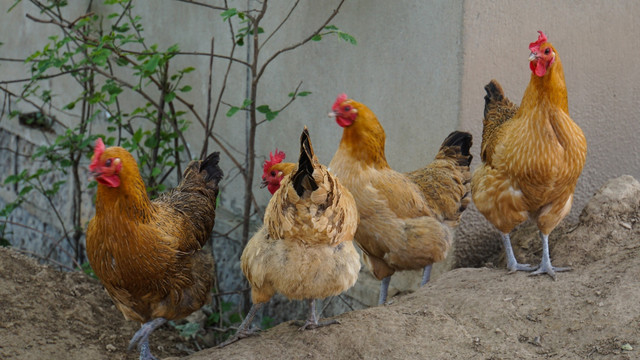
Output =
[
  {"x1": 471, "y1": 31, "x2": 587, "y2": 279},
  {"x1": 86, "y1": 138, "x2": 222, "y2": 359},
  {"x1": 329, "y1": 94, "x2": 473, "y2": 304}
]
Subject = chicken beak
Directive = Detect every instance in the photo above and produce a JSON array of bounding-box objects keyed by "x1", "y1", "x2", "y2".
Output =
[
  {"x1": 529, "y1": 52, "x2": 538, "y2": 62},
  {"x1": 328, "y1": 111, "x2": 337, "y2": 118},
  {"x1": 260, "y1": 179, "x2": 268, "y2": 188}
]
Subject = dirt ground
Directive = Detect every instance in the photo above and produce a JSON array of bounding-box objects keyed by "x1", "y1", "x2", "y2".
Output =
[{"x1": 1, "y1": 175, "x2": 638, "y2": 360}]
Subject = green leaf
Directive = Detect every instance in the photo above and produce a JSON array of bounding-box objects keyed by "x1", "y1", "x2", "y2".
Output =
[
  {"x1": 133, "y1": 128, "x2": 143, "y2": 144},
  {"x1": 151, "y1": 167, "x2": 161, "y2": 177},
  {"x1": 241, "y1": 99, "x2": 252, "y2": 108},
  {"x1": 180, "y1": 66, "x2": 195, "y2": 74},
  {"x1": 226, "y1": 106, "x2": 239, "y2": 117},
  {"x1": 174, "y1": 322, "x2": 200, "y2": 339},
  {"x1": 266, "y1": 111, "x2": 279, "y2": 121},
  {"x1": 178, "y1": 85, "x2": 192, "y2": 92},
  {"x1": 164, "y1": 91, "x2": 176, "y2": 103},
  {"x1": 324, "y1": 25, "x2": 339, "y2": 31},
  {"x1": 144, "y1": 54, "x2": 161, "y2": 73},
  {"x1": 297, "y1": 91, "x2": 311, "y2": 97},
  {"x1": 167, "y1": 44, "x2": 180, "y2": 53},
  {"x1": 221, "y1": 8, "x2": 237, "y2": 21},
  {"x1": 256, "y1": 105, "x2": 271, "y2": 114},
  {"x1": 19, "y1": 186, "x2": 33, "y2": 196},
  {"x1": 311, "y1": 34, "x2": 322, "y2": 42},
  {"x1": 338, "y1": 32, "x2": 357, "y2": 45},
  {"x1": 4, "y1": 174, "x2": 19, "y2": 184}
]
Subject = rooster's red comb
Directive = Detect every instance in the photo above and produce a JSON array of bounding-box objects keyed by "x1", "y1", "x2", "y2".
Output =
[
  {"x1": 529, "y1": 31, "x2": 548, "y2": 53},
  {"x1": 332, "y1": 93, "x2": 348, "y2": 111},
  {"x1": 263, "y1": 149, "x2": 286, "y2": 174},
  {"x1": 90, "y1": 138, "x2": 105, "y2": 171}
]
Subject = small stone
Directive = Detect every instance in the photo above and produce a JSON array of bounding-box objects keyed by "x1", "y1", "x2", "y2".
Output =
[
  {"x1": 621, "y1": 343, "x2": 633, "y2": 351},
  {"x1": 620, "y1": 222, "x2": 632, "y2": 230},
  {"x1": 106, "y1": 344, "x2": 117, "y2": 352}
]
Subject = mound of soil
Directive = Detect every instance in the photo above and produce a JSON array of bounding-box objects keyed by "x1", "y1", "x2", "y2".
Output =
[
  {"x1": 1, "y1": 175, "x2": 638, "y2": 359},
  {"x1": 0, "y1": 248, "x2": 191, "y2": 359}
]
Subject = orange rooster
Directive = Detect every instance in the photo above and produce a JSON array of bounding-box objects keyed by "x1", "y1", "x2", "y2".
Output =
[
  {"x1": 328, "y1": 94, "x2": 473, "y2": 304},
  {"x1": 471, "y1": 31, "x2": 587, "y2": 279},
  {"x1": 220, "y1": 127, "x2": 360, "y2": 347},
  {"x1": 86, "y1": 138, "x2": 223, "y2": 360}
]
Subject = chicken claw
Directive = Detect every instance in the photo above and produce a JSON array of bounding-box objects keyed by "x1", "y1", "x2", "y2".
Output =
[
  {"x1": 128, "y1": 317, "x2": 167, "y2": 360},
  {"x1": 501, "y1": 233, "x2": 538, "y2": 273},
  {"x1": 217, "y1": 303, "x2": 263, "y2": 348},
  {"x1": 293, "y1": 299, "x2": 340, "y2": 331},
  {"x1": 296, "y1": 318, "x2": 340, "y2": 331},
  {"x1": 528, "y1": 232, "x2": 571, "y2": 280}
]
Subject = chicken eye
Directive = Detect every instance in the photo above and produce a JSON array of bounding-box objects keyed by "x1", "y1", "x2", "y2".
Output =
[
  {"x1": 544, "y1": 48, "x2": 551, "y2": 55},
  {"x1": 105, "y1": 159, "x2": 112, "y2": 167},
  {"x1": 344, "y1": 106, "x2": 351, "y2": 112},
  {"x1": 270, "y1": 171, "x2": 276, "y2": 176}
]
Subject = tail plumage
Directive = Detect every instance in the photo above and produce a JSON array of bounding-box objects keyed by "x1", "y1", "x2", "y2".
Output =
[
  {"x1": 406, "y1": 131, "x2": 473, "y2": 226},
  {"x1": 481, "y1": 80, "x2": 518, "y2": 163},
  {"x1": 200, "y1": 151, "x2": 224, "y2": 185},
  {"x1": 437, "y1": 131, "x2": 473, "y2": 168},
  {"x1": 292, "y1": 127, "x2": 319, "y2": 196}
]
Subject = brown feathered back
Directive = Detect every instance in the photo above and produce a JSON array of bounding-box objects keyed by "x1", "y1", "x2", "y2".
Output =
[{"x1": 406, "y1": 131, "x2": 473, "y2": 227}]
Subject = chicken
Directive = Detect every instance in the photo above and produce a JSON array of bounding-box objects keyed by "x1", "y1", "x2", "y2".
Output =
[
  {"x1": 261, "y1": 149, "x2": 295, "y2": 195},
  {"x1": 471, "y1": 31, "x2": 587, "y2": 279},
  {"x1": 86, "y1": 138, "x2": 223, "y2": 360},
  {"x1": 220, "y1": 127, "x2": 360, "y2": 347},
  {"x1": 328, "y1": 94, "x2": 473, "y2": 304}
]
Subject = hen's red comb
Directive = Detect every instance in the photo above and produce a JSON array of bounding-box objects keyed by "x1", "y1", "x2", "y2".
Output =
[
  {"x1": 90, "y1": 138, "x2": 105, "y2": 171},
  {"x1": 332, "y1": 93, "x2": 348, "y2": 111},
  {"x1": 529, "y1": 31, "x2": 548, "y2": 53},
  {"x1": 263, "y1": 149, "x2": 286, "y2": 174}
]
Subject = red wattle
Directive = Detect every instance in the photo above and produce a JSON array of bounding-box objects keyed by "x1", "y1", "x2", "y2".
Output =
[{"x1": 336, "y1": 116, "x2": 353, "y2": 128}]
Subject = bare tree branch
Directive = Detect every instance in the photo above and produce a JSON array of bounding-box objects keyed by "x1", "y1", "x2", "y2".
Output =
[
  {"x1": 259, "y1": 0, "x2": 300, "y2": 52},
  {"x1": 256, "y1": 0, "x2": 346, "y2": 83}
]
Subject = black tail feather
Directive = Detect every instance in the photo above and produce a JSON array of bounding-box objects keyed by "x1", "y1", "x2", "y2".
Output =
[
  {"x1": 440, "y1": 131, "x2": 473, "y2": 166},
  {"x1": 200, "y1": 151, "x2": 224, "y2": 184},
  {"x1": 292, "y1": 127, "x2": 318, "y2": 196},
  {"x1": 484, "y1": 79, "x2": 505, "y2": 118}
]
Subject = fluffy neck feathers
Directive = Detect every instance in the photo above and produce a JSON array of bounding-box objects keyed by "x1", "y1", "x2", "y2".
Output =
[
  {"x1": 520, "y1": 52, "x2": 568, "y2": 114},
  {"x1": 95, "y1": 149, "x2": 154, "y2": 222},
  {"x1": 337, "y1": 102, "x2": 389, "y2": 169}
]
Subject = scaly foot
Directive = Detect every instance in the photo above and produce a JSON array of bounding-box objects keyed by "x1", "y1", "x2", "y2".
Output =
[
  {"x1": 529, "y1": 263, "x2": 571, "y2": 280},
  {"x1": 138, "y1": 341, "x2": 158, "y2": 360},
  {"x1": 294, "y1": 318, "x2": 340, "y2": 331},
  {"x1": 507, "y1": 262, "x2": 538, "y2": 273},
  {"x1": 217, "y1": 327, "x2": 260, "y2": 348},
  {"x1": 528, "y1": 231, "x2": 571, "y2": 280},
  {"x1": 502, "y1": 233, "x2": 537, "y2": 273},
  {"x1": 128, "y1": 318, "x2": 166, "y2": 360}
]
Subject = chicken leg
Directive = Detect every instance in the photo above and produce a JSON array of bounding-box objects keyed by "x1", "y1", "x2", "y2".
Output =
[
  {"x1": 529, "y1": 232, "x2": 571, "y2": 280},
  {"x1": 128, "y1": 317, "x2": 167, "y2": 360},
  {"x1": 217, "y1": 302, "x2": 263, "y2": 348},
  {"x1": 420, "y1": 264, "x2": 433, "y2": 286},
  {"x1": 502, "y1": 233, "x2": 537, "y2": 272},
  {"x1": 377, "y1": 276, "x2": 391, "y2": 305},
  {"x1": 296, "y1": 299, "x2": 339, "y2": 331}
]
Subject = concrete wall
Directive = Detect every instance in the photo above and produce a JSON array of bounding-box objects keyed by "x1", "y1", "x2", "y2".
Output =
[{"x1": 1, "y1": 0, "x2": 639, "y2": 307}]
